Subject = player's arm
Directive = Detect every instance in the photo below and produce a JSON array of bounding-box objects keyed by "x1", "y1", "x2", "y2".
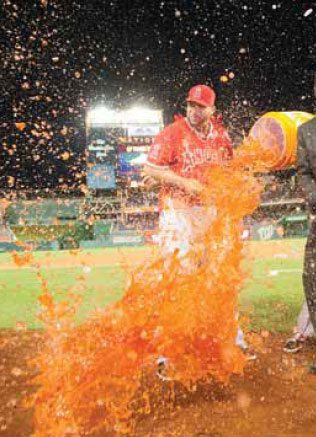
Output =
[
  {"x1": 297, "y1": 126, "x2": 316, "y2": 211},
  {"x1": 143, "y1": 164, "x2": 204, "y2": 196}
]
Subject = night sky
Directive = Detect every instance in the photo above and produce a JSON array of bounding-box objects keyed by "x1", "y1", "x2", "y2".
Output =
[{"x1": 1, "y1": 0, "x2": 316, "y2": 192}]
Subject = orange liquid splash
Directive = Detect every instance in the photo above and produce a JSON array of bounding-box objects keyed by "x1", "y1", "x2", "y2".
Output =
[
  {"x1": 15, "y1": 122, "x2": 26, "y2": 131},
  {"x1": 12, "y1": 251, "x2": 34, "y2": 267},
  {"x1": 27, "y1": 140, "x2": 272, "y2": 436}
]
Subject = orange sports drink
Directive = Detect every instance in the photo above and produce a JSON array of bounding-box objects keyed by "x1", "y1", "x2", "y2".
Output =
[{"x1": 27, "y1": 111, "x2": 315, "y2": 437}]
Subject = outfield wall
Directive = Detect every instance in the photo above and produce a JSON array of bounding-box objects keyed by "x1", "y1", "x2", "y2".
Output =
[{"x1": 1, "y1": 197, "x2": 310, "y2": 251}]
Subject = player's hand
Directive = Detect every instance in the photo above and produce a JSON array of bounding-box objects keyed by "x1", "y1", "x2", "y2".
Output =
[
  {"x1": 182, "y1": 178, "x2": 204, "y2": 196},
  {"x1": 141, "y1": 174, "x2": 160, "y2": 190}
]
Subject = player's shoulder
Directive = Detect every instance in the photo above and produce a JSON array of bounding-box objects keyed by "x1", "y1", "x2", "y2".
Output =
[
  {"x1": 168, "y1": 117, "x2": 187, "y2": 131},
  {"x1": 210, "y1": 115, "x2": 225, "y2": 129},
  {"x1": 210, "y1": 116, "x2": 229, "y2": 138}
]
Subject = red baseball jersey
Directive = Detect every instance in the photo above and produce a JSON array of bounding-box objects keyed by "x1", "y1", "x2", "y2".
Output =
[{"x1": 146, "y1": 117, "x2": 233, "y2": 207}]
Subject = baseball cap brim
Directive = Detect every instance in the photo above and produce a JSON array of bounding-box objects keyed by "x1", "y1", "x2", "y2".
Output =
[{"x1": 186, "y1": 97, "x2": 209, "y2": 107}]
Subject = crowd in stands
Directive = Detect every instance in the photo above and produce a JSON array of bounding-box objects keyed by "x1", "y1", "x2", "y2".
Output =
[
  {"x1": 114, "y1": 213, "x2": 158, "y2": 231},
  {"x1": 124, "y1": 192, "x2": 158, "y2": 208}
]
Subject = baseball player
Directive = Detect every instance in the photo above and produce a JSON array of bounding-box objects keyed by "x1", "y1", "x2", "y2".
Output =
[{"x1": 142, "y1": 85, "x2": 256, "y2": 372}]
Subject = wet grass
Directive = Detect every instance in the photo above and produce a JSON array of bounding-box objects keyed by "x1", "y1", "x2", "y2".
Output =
[
  {"x1": 0, "y1": 239, "x2": 306, "y2": 332},
  {"x1": 0, "y1": 265, "x2": 125, "y2": 329},
  {"x1": 240, "y1": 257, "x2": 304, "y2": 333}
]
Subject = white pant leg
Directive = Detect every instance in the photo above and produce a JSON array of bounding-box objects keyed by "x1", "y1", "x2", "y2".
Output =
[
  {"x1": 235, "y1": 325, "x2": 248, "y2": 349},
  {"x1": 158, "y1": 206, "x2": 192, "y2": 257},
  {"x1": 158, "y1": 199, "x2": 247, "y2": 348},
  {"x1": 158, "y1": 200, "x2": 217, "y2": 257}
]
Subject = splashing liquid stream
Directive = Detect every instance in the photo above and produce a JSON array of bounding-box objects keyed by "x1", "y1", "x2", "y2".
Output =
[{"x1": 21, "y1": 139, "x2": 275, "y2": 436}]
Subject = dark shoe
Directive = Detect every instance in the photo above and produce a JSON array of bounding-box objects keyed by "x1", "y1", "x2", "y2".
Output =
[
  {"x1": 283, "y1": 338, "x2": 303, "y2": 354},
  {"x1": 240, "y1": 346, "x2": 257, "y2": 361},
  {"x1": 156, "y1": 357, "x2": 173, "y2": 381}
]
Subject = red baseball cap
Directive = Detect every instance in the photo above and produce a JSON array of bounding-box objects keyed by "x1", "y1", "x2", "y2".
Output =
[{"x1": 186, "y1": 84, "x2": 216, "y2": 107}]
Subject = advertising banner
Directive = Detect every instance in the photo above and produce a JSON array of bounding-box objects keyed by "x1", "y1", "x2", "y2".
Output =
[
  {"x1": 110, "y1": 229, "x2": 145, "y2": 245},
  {"x1": 127, "y1": 125, "x2": 161, "y2": 137},
  {"x1": 251, "y1": 223, "x2": 283, "y2": 240},
  {"x1": 111, "y1": 234, "x2": 144, "y2": 245}
]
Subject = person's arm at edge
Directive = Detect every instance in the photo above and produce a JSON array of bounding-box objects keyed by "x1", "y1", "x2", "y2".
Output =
[{"x1": 297, "y1": 126, "x2": 316, "y2": 211}]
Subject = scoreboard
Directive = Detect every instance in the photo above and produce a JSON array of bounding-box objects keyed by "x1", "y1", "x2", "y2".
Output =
[{"x1": 85, "y1": 108, "x2": 163, "y2": 190}]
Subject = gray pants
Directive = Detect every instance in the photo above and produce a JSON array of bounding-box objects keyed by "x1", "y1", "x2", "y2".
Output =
[
  {"x1": 303, "y1": 218, "x2": 316, "y2": 333},
  {"x1": 297, "y1": 301, "x2": 314, "y2": 338}
]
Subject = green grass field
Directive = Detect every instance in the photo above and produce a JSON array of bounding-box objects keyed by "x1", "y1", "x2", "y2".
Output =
[
  {"x1": 240, "y1": 246, "x2": 304, "y2": 333},
  {"x1": 0, "y1": 239, "x2": 306, "y2": 333}
]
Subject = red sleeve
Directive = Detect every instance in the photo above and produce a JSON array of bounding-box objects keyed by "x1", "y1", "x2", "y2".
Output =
[
  {"x1": 212, "y1": 117, "x2": 233, "y2": 160},
  {"x1": 146, "y1": 125, "x2": 176, "y2": 168},
  {"x1": 221, "y1": 128, "x2": 233, "y2": 159}
]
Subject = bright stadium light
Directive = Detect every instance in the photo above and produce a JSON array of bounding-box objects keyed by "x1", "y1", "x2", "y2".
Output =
[
  {"x1": 87, "y1": 105, "x2": 163, "y2": 127},
  {"x1": 122, "y1": 106, "x2": 163, "y2": 124},
  {"x1": 88, "y1": 106, "x2": 119, "y2": 125}
]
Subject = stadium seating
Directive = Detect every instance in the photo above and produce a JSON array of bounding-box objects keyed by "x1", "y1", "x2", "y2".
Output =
[{"x1": 6, "y1": 199, "x2": 81, "y2": 225}]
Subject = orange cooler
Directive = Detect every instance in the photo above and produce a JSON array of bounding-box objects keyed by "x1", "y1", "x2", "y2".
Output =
[{"x1": 249, "y1": 111, "x2": 315, "y2": 171}]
